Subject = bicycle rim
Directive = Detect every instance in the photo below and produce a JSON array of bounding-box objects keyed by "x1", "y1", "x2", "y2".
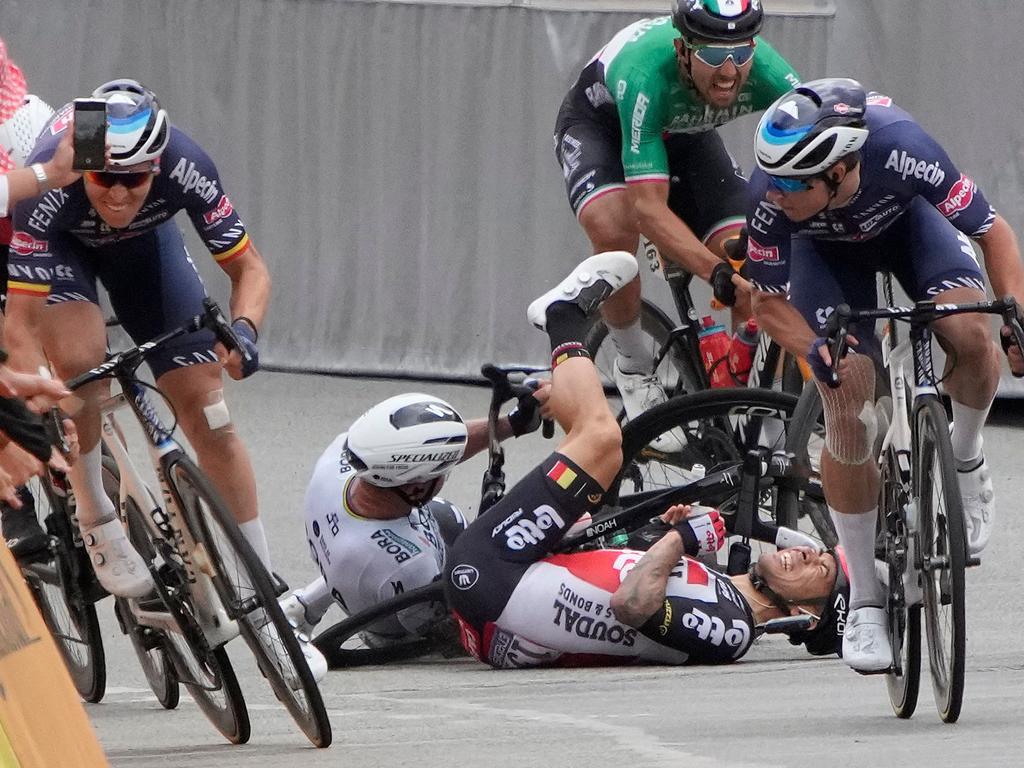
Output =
[
  {"x1": 101, "y1": 457, "x2": 180, "y2": 710},
  {"x1": 915, "y1": 398, "x2": 966, "y2": 723},
  {"x1": 170, "y1": 457, "x2": 332, "y2": 748},
  {"x1": 880, "y1": 448, "x2": 921, "y2": 719},
  {"x1": 585, "y1": 300, "x2": 704, "y2": 412},
  {"x1": 612, "y1": 388, "x2": 834, "y2": 552},
  {"x1": 163, "y1": 634, "x2": 250, "y2": 743},
  {"x1": 23, "y1": 475, "x2": 106, "y2": 703}
]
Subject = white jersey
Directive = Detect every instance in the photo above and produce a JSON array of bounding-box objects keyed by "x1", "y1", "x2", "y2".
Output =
[{"x1": 303, "y1": 432, "x2": 461, "y2": 640}]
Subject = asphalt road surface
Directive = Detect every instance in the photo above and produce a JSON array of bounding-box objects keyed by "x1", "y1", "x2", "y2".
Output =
[{"x1": 80, "y1": 371, "x2": 1024, "y2": 767}]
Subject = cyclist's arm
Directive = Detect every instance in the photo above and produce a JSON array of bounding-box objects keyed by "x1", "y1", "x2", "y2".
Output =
[
  {"x1": 629, "y1": 181, "x2": 721, "y2": 281},
  {"x1": 751, "y1": 291, "x2": 817, "y2": 360},
  {"x1": 610, "y1": 531, "x2": 685, "y2": 626},
  {"x1": 218, "y1": 244, "x2": 271, "y2": 330},
  {"x1": 3, "y1": 293, "x2": 51, "y2": 377},
  {"x1": 975, "y1": 214, "x2": 1024, "y2": 304}
]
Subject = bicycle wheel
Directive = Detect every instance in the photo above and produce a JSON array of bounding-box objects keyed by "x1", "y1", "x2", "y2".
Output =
[
  {"x1": 914, "y1": 397, "x2": 966, "y2": 723},
  {"x1": 21, "y1": 474, "x2": 107, "y2": 703},
  {"x1": 168, "y1": 456, "x2": 332, "y2": 748},
  {"x1": 611, "y1": 388, "x2": 835, "y2": 550},
  {"x1": 100, "y1": 457, "x2": 179, "y2": 710},
  {"x1": 880, "y1": 446, "x2": 921, "y2": 719},
  {"x1": 585, "y1": 299, "x2": 705, "y2": 413}
]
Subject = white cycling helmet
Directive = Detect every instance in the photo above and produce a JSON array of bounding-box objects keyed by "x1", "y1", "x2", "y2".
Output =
[
  {"x1": 92, "y1": 78, "x2": 169, "y2": 168},
  {"x1": 0, "y1": 94, "x2": 54, "y2": 168},
  {"x1": 343, "y1": 394, "x2": 468, "y2": 487},
  {"x1": 755, "y1": 78, "x2": 869, "y2": 178}
]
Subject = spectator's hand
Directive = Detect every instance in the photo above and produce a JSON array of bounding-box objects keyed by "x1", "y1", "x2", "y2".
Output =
[
  {"x1": 42, "y1": 131, "x2": 83, "y2": 189},
  {"x1": 0, "y1": 366, "x2": 70, "y2": 413},
  {"x1": 215, "y1": 319, "x2": 260, "y2": 380},
  {"x1": 0, "y1": 439, "x2": 45, "y2": 488},
  {"x1": 0, "y1": 464, "x2": 21, "y2": 508},
  {"x1": 60, "y1": 417, "x2": 80, "y2": 466}
]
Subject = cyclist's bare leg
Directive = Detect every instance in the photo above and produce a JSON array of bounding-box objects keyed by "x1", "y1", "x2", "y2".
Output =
[
  {"x1": 157, "y1": 363, "x2": 259, "y2": 524},
  {"x1": 930, "y1": 286, "x2": 1000, "y2": 461},
  {"x1": 38, "y1": 301, "x2": 111, "y2": 528},
  {"x1": 547, "y1": 356, "x2": 621, "y2": 489},
  {"x1": 578, "y1": 190, "x2": 647, "y2": 369}
]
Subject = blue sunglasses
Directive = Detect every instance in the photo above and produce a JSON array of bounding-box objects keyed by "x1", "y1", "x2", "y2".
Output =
[
  {"x1": 767, "y1": 174, "x2": 816, "y2": 193},
  {"x1": 685, "y1": 40, "x2": 756, "y2": 68}
]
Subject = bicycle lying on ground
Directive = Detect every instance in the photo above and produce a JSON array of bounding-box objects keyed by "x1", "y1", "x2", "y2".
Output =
[
  {"x1": 313, "y1": 364, "x2": 830, "y2": 668},
  {"x1": 824, "y1": 294, "x2": 1024, "y2": 724},
  {"x1": 60, "y1": 298, "x2": 331, "y2": 746}
]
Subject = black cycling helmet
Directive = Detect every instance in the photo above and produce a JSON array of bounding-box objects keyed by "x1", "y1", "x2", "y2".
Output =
[
  {"x1": 671, "y1": 0, "x2": 764, "y2": 43},
  {"x1": 789, "y1": 547, "x2": 851, "y2": 656}
]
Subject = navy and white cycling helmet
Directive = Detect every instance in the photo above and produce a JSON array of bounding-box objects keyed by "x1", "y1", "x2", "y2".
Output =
[
  {"x1": 342, "y1": 394, "x2": 468, "y2": 487},
  {"x1": 671, "y1": 0, "x2": 764, "y2": 42},
  {"x1": 755, "y1": 78, "x2": 869, "y2": 178},
  {"x1": 91, "y1": 78, "x2": 169, "y2": 168}
]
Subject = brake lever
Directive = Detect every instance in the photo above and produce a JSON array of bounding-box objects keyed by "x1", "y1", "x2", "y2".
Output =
[{"x1": 201, "y1": 298, "x2": 253, "y2": 363}]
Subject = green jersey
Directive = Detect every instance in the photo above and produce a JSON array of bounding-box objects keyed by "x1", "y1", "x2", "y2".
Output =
[{"x1": 580, "y1": 16, "x2": 800, "y2": 181}]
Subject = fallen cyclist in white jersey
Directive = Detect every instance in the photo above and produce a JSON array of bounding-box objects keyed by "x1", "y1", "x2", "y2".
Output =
[{"x1": 286, "y1": 253, "x2": 859, "y2": 669}]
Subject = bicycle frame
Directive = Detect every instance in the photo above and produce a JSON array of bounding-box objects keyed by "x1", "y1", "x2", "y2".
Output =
[{"x1": 100, "y1": 377, "x2": 240, "y2": 648}]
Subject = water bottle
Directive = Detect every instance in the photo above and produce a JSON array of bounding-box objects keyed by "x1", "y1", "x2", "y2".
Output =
[
  {"x1": 698, "y1": 316, "x2": 732, "y2": 388},
  {"x1": 728, "y1": 318, "x2": 759, "y2": 385}
]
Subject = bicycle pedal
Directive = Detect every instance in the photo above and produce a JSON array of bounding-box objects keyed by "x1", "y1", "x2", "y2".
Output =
[
  {"x1": 966, "y1": 555, "x2": 981, "y2": 567},
  {"x1": 853, "y1": 666, "x2": 892, "y2": 677}
]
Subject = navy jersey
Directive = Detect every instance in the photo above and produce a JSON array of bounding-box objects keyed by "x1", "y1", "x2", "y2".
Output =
[
  {"x1": 8, "y1": 102, "x2": 250, "y2": 296},
  {"x1": 745, "y1": 94, "x2": 996, "y2": 294}
]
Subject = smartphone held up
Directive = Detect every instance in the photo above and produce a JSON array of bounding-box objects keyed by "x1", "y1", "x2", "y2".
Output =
[{"x1": 72, "y1": 98, "x2": 107, "y2": 171}]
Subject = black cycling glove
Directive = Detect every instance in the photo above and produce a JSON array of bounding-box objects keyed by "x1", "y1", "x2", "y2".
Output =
[
  {"x1": 0, "y1": 397, "x2": 52, "y2": 462},
  {"x1": 710, "y1": 261, "x2": 739, "y2": 307}
]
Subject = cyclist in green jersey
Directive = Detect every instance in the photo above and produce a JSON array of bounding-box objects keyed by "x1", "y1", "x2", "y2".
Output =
[{"x1": 554, "y1": 0, "x2": 799, "y2": 434}]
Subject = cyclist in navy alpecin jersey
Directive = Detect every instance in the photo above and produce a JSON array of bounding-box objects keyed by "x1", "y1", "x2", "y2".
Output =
[
  {"x1": 443, "y1": 252, "x2": 851, "y2": 668},
  {"x1": 743, "y1": 78, "x2": 1024, "y2": 673},
  {"x1": 3, "y1": 79, "x2": 274, "y2": 600}
]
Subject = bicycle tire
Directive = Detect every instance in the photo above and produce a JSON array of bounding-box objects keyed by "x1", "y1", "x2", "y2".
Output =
[
  {"x1": 608, "y1": 388, "x2": 835, "y2": 548},
  {"x1": 21, "y1": 474, "x2": 107, "y2": 703},
  {"x1": 585, "y1": 299, "x2": 705, "y2": 410},
  {"x1": 915, "y1": 397, "x2": 966, "y2": 723},
  {"x1": 100, "y1": 457, "x2": 180, "y2": 710},
  {"x1": 880, "y1": 445, "x2": 921, "y2": 719},
  {"x1": 169, "y1": 456, "x2": 332, "y2": 748}
]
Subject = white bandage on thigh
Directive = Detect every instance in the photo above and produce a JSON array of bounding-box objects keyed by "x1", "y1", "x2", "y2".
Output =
[
  {"x1": 815, "y1": 353, "x2": 876, "y2": 466},
  {"x1": 203, "y1": 390, "x2": 232, "y2": 431}
]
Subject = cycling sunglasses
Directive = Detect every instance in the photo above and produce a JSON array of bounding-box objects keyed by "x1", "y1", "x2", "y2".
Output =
[
  {"x1": 83, "y1": 170, "x2": 153, "y2": 189},
  {"x1": 767, "y1": 174, "x2": 816, "y2": 193},
  {"x1": 685, "y1": 40, "x2": 756, "y2": 68}
]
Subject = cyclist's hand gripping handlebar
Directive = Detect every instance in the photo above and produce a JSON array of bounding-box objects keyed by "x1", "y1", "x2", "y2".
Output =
[
  {"x1": 202, "y1": 299, "x2": 258, "y2": 378},
  {"x1": 808, "y1": 303, "x2": 853, "y2": 389},
  {"x1": 998, "y1": 296, "x2": 1024, "y2": 378}
]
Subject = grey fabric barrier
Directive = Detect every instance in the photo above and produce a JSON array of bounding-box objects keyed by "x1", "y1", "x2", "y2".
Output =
[{"x1": 2, "y1": 1, "x2": 1022, "y2": 390}]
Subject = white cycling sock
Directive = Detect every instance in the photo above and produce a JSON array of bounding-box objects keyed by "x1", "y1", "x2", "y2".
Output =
[
  {"x1": 829, "y1": 506, "x2": 884, "y2": 609},
  {"x1": 949, "y1": 399, "x2": 989, "y2": 467},
  {"x1": 239, "y1": 518, "x2": 273, "y2": 571},
  {"x1": 295, "y1": 576, "x2": 334, "y2": 624},
  {"x1": 70, "y1": 444, "x2": 116, "y2": 529},
  {"x1": 609, "y1": 316, "x2": 654, "y2": 373}
]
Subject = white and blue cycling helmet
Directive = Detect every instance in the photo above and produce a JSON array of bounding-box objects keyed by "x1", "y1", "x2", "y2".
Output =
[
  {"x1": 755, "y1": 78, "x2": 869, "y2": 180},
  {"x1": 91, "y1": 78, "x2": 169, "y2": 169}
]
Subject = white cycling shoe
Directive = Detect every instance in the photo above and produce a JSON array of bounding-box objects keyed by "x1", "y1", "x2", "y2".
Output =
[
  {"x1": 842, "y1": 606, "x2": 893, "y2": 674},
  {"x1": 957, "y1": 457, "x2": 994, "y2": 556},
  {"x1": 280, "y1": 593, "x2": 329, "y2": 684},
  {"x1": 527, "y1": 251, "x2": 638, "y2": 331},
  {"x1": 612, "y1": 359, "x2": 685, "y2": 452},
  {"x1": 82, "y1": 518, "x2": 155, "y2": 598}
]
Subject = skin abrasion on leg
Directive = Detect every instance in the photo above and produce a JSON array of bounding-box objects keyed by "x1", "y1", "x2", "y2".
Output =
[{"x1": 817, "y1": 354, "x2": 877, "y2": 466}]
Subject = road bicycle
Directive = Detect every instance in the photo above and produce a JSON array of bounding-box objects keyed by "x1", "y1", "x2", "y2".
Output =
[
  {"x1": 313, "y1": 365, "x2": 830, "y2": 668},
  {"x1": 18, "y1": 469, "x2": 108, "y2": 703},
  {"x1": 65, "y1": 298, "x2": 331, "y2": 746},
  {"x1": 823, "y1": 292, "x2": 1023, "y2": 723},
  {"x1": 584, "y1": 238, "x2": 806, "y2": 406}
]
